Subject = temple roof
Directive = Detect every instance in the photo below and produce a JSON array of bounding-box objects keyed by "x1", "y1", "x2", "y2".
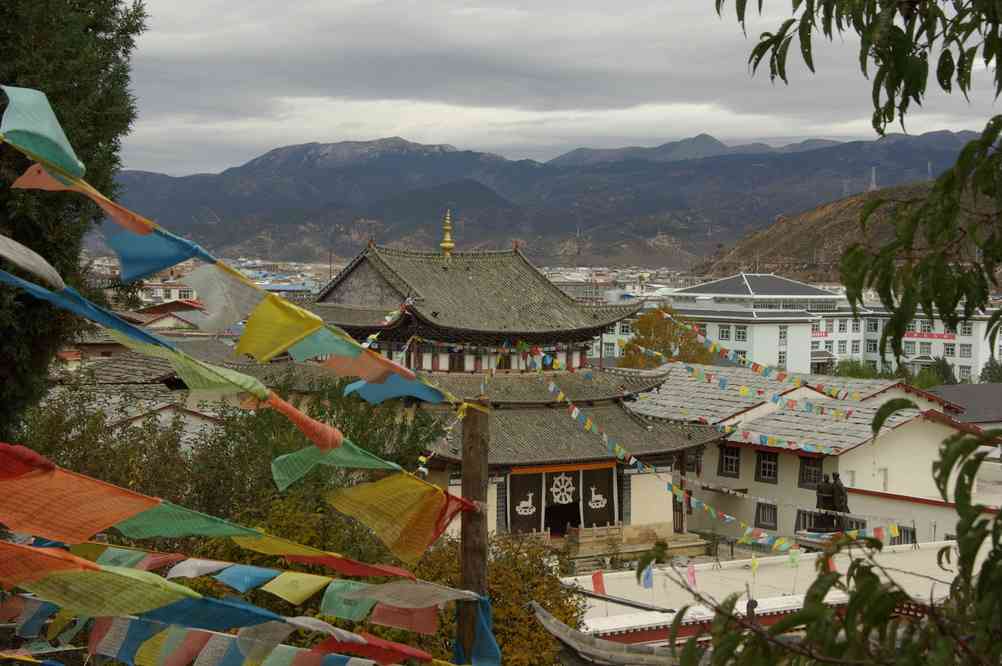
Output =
[
  {"x1": 315, "y1": 245, "x2": 640, "y2": 336},
  {"x1": 433, "y1": 402, "x2": 719, "y2": 466},
  {"x1": 426, "y1": 368, "x2": 668, "y2": 404}
]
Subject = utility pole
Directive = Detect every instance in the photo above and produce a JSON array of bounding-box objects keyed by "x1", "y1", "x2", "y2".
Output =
[{"x1": 459, "y1": 397, "x2": 490, "y2": 657}]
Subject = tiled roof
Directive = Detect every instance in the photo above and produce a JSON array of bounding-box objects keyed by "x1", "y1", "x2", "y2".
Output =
[
  {"x1": 674, "y1": 273, "x2": 838, "y2": 298},
  {"x1": 77, "y1": 351, "x2": 176, "y2": 384},
  {"x1": 424, "y1": 368, "x2": 668, "y2": 404},
  {"x1": 928, "y1": 383, "x2": 1002, "y2": 424},
  {"x1": 39, "y1": 384, "x2": 187, "y2": 422},
  {"x1": 434, "y1": 402, "x2": 719, "y2": 466},
  {"x1": 317, "y1": 245, "x2": 640, "y2": 334},
  {"x1": 306, "y1": 303, "x2": 394, "y2": 328},
  {"x1": 629, "y1": 362, "x2": 789, "y2": 423},
  {"x1": 726, "y1": 400, "x2": 919, "y2": 453}
]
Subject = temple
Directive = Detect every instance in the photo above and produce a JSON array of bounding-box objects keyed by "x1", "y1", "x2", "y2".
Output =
[{"x1": 313, "y1": 212, "x2": 718, "y2": 563}]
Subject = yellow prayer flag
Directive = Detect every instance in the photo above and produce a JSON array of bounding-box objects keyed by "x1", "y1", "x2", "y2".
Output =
[
  {"x1": 134, "y1": 628, "x2": 169, "y2": 666},
  {"x1": 556, "y1": 391, "x2": 565, "y2": 402},
  {"x1": 889, "y1": 523, "x2": 900, "y2": 538},
  {"x1": 235, "y1": 294, "x2": 324, "y2": 361},
  {"x1": 45, "y1": 608, "x2": 76, "y2": 641},
  {"x1": 751, "y1": 556, "x2": 759, "y2": 574},
  {"x1": 232, "y1": 533, "x2": 327, "y2": 557},
  {"x1": 259, "y1": 571, "x2": 332, "y2": 604},
  {"x1": 583, "y1": 418, "x2": 593, "y2": 430}
]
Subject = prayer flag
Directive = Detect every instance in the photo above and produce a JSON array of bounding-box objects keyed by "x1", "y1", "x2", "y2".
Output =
[
  {"x1": 591, "y1": 570, "x2": 606, "y2": 595},
  {"x1": 641, "y1": 564, "x2": 653, "y2": 589}
]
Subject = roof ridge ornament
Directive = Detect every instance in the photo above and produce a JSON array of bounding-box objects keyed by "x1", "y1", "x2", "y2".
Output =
[{"x1": 440, "y1": 209, "x2": 455, "y2": 258}]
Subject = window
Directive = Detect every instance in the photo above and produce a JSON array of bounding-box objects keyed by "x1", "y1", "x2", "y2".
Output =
[
  {"x1": 838, "y1": 319, "x2": 847, "y2": 333},
  {"x1": 735, "y1": 350, "x2": 747, "y2": 361},
  {"x1": 958, "y1": 343, "x2": 972, "y2": 358},
  {"x1": 778, "y1": 325, "x2": 788, "y2": 345},
  {"x1": 496, "y1": 353, "x2": 512, "y2": 370},
  {"x1": 798, "y1": 457, "x2": 823, "y2": 489},
  {"x1": 735, "y1": 326, "x2": 748, "y2": 342},
  {"x1": 866, "y1": 319, "x2": 879, "y2": 333},
  {"x1": 777, "y1": 350, "x2": 787, "y2": 370},
  {"x1": 903, "y1": 341, "x2": 915, "y2": 356},
  {"x1": 920, "y1": 320, "x2": 933, "y2": 333},
  {"x1": 905, "y1": 320, "x2": 916, "y2": 332},
  {"x1": 852, "y1": 340, "x2": 860, "y2": 354},
  {"x1": 717, "y1": 445, "x2": 741, "y2": 478},
  {"x1": 811, "y1": 322, "x2": 821, "y2": 334},
  {"x1": 944, "y1": 343, "x2": 956, "y2": 357},
  {"x1": 178, "y1": 288, "x2": 193, "y2": 300},
  {"x1": 718, "y1": 325, "x2": 731, "y2": 341},
  {"x1": 824, "y1": 341, "x2": 833, "y2": 352},
  {"x1": 960, "y1": 365, "x2": 972, "y2": 381},
  {"x1": 811, "y1": 341, "x2": 820, "y2": 351},
  {"x1": 919, "y1": 342, "x2": 932, "y2": 356},
  {"x1": 866, "y1": 340, "x2": 878, "y2": 353},
  {"x1": 603, "y1": 343, "x2": 616, "y2": 358},
  {"x1": 448, "y1": 351, "x2": 466, "y2": 372},
  {"x1": 890, "y1": 526, "x2": 917, "y2": 545},
  {"x1": 852, "y1": 319, "x2": 861, "y2": 333},
  {"x1": 796, "y1": 510, "x2": 826, "y2": 531},
  {"x1": 755, "y1": 451, "x2": 779, "y2": 484},
  {"x1": 961, "y1": 321, "x2": 974, "y2": 336},
  {"x1": 619, "y1": 321, "x2": 632, "y2": 335},
  {"x1": 604, "y1": 325, "x2": 616, "y2": 334},
  {"x1": 755, "y1": 503, "x2": 778, "y2": 530},
  {"x1": 838, "y1": 340, "x2": 847, "y2": 354},
  {"x1": 825, "y1": 319, "x2": 834, "y2": 333}
]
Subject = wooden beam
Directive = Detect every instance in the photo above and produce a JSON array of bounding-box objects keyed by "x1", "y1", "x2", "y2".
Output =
[{"x1": 459, "y1": 398, "x2": 490, "y2": 656}]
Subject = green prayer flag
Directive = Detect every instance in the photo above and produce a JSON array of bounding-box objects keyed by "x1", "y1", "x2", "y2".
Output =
[
  {"x1": 319, "y1": 579, "x2": 377, "y2": 621},
  {"x1": 95, "y1": 547, "x2": 147, "y2": 568},
  {"x1": 0, "y1": 85, "x2": 85, "y2": 178},
  {"x1": 115, "y1": 501, "x2": 260, "y2": 539},
  {"x1": 271, "y1": 440, "x2": 401, "y2": 492}
]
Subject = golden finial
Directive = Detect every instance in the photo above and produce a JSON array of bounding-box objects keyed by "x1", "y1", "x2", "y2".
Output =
[{"x1": 440, "y1": 209, "x2": 455, "y2": 257}]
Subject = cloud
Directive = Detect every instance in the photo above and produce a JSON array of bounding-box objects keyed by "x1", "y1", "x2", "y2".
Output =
[{"x1": 124, "y1": 0, "x2": 999, "y2": 174}]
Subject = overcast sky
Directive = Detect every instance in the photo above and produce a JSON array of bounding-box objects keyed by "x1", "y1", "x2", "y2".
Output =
[{"x1": 123, "y1": 0, "x2": 1000, "y2": 175}]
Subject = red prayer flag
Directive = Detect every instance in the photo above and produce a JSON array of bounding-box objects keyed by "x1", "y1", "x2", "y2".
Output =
[
  {"x1": 370, "y1": 603, "x2": 439, "y2": 635},
  {"x1": 873, "y1": 527, "x2": 885, "y2": 542},
  {"x1": 591, "y1": 570, "x2": 606, "y2": 595}
]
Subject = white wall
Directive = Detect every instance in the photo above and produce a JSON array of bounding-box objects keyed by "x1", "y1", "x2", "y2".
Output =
[
  {"x1": 629, "y1": 471, "x2": 674, "y2": 531},
  {"x1": 446, "y1": 481, "x2": 499, "y2": 538},
  {"x1": 861, "y1": 386, "x2": 943, "y2": 411},
  {"x1": 838, "y1": 418, "x2": 957, "y2": 501}
]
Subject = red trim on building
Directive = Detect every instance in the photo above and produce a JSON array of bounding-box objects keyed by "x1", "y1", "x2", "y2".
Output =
[
  {"x1": 863, "y1": 383, "x2": 963, "y2": 413},
  {"x1": 847, "y1": 485, "x2": 998, "y2": 513}
]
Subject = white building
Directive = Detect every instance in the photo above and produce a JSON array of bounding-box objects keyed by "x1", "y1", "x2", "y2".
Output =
[
  {"x1": 629, "y1": 361, "x2": 989, "y2": 544},
  {"x1": 658, "y1": 272, "x2": 1000, "y2": 380}
]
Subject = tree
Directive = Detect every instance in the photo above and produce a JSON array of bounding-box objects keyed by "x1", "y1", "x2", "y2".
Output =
[
  {"x1": 833, "y1": 359, "x2": 897, "y2": 380},
  {"x1": 980, "y1": 355, "x2": 1002, "y2": 383},
  {"x1": 718, "y1": 1, "x2": 1002, "y2": 362},
  {"x1": 0, "y1": 0, "x2": 147, "y2": 437},
  {"x1": 619, "y1": 307, "x2": 714, "y2": 369}
]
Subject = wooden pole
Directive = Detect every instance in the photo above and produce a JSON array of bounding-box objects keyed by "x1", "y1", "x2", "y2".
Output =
[{"x1": 459, "y1": 398, "x2": 490, "y2": 657}]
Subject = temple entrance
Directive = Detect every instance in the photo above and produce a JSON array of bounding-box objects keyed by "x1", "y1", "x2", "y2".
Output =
[{"x1": 545, "y1": 502, "x2": 580, "y2": 536}]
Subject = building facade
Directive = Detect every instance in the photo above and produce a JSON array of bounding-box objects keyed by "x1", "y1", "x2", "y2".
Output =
[{"x1": 657, "y1": 273, "x2": 1000, "y2": 379}]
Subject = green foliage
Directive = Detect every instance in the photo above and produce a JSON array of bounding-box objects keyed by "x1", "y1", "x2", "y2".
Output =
[
  {"x1": 979, "y1": 355, "x2": 1002, "y2": 383},
  {"x1": 717, "y1": 0, "x2": 1002, "y2": 364},
  {"x1": 833, "y1": 358, "x2": 900, "y2": 380},
  {"x1": 634, "y1": 539, "x2": 668, "y2": 583},
  {"x1": 870, "y1": 397, "x2": 917, "y2": 435},
  {"x1": 0, "y1": 0, "x2": 147, "y2": 436},
  {"x1": 619, "y1": 307, "x2": 714, "y2": 369}
]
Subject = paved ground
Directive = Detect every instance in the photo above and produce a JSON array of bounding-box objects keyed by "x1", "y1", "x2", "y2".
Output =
[{"x1": 563, "y1": 540, "x2": 963, "y2": 633}]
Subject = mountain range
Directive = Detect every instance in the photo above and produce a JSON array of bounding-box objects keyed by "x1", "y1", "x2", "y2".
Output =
[{"x1": 111, "y1": 130, "x2": 980, "y2": 266}]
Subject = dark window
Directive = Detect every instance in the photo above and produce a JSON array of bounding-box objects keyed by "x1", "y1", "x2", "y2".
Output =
[
  {"x1": 890, "y1": 526, "x2": 917, "y2": 545},
  {"x1": 100, "y1": 351, "x2": 113, "y2": 358},
  {"x1": 686, "y1": 450, "x2": 702, "y2": 475},
  {"x1": 755, "y1": 451, "x2": 779, "y2": 484},
  {"x1": 448, "y1": 352, "x2": 466, "y2": 372},
  {"x1": 798, "y1": 457, "x2": 823, "y2": 489},
  {"x1": 755, "y1": 503, "x2": 778, "y2": 530},
  {"x1": 847, "y1": 517, "x2": 867, "y2": 531},
  {"x1": 796, "y1": 510, "x2": 867, "y2": 532},
  {"x1": 717, "y1": 445, "x2": 741, "y2": 478}
]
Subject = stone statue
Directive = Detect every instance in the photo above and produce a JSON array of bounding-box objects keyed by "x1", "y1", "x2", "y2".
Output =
[
  {"x1": 814, "y1": 474, "x2": 838, "y2": 531},
  {"x1": 832, "y1": 473, "x2": 849, "y2": 529}
]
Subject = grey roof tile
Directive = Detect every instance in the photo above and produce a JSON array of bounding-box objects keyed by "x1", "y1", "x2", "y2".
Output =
[
  {"x1": 434, "y1": 402, "x2": 719, "y2": 466},
  {"x1": 675, "y1": 273, "x2": 838, "y2": 298},
  {"x1": 928, "y1": 383, "x2": 1002, "y2": 424},
  {"x1": 317, "y1": 245, "x2": 640, "y2": 334}
]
